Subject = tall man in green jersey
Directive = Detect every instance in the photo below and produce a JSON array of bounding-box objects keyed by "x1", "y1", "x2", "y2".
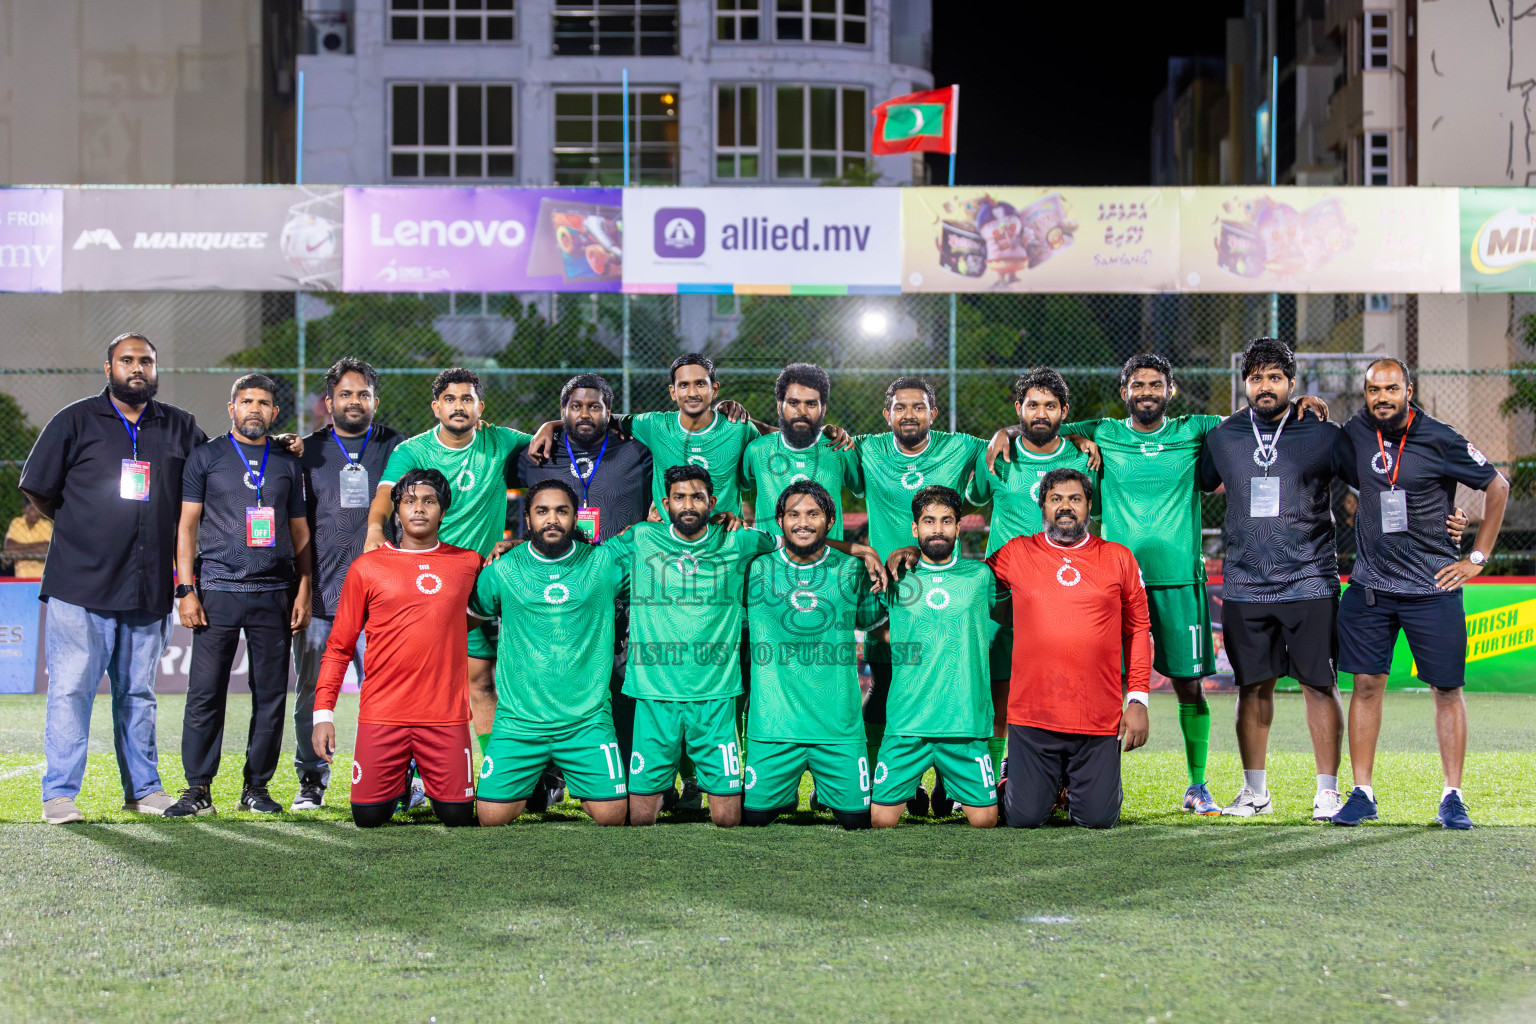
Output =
[
  {"x1": 1062, "y1": 353, "x2": 1326, "y2": 814},
  {"x1": 472, "y1": 479, "x2": 629, "y2": 827},
  {"x1": 740, "y1": 480, "x2": 887, "y2": 829},
  {"x1": 872, "y1": 486, "x2": 1003, "y2": 828},
  {"x1": 741, "y1": 363, "x2": 862, "y2": 539},
  {"x1": 366, "y1": 367, "x2": 535, "y2": 751}
]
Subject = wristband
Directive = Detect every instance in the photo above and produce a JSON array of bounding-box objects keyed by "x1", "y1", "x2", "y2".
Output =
[
  {"x1": 1126, "y1": 692, "x2": 1149, "y2": 707},
  {"x1": 312, "y1": 709, "x2": 335, "y2": 724}
]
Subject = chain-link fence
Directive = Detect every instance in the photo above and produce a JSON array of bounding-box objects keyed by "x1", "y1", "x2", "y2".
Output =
[{"x1": 0, "y1": 289, "x2": 1531, "y2": 570}]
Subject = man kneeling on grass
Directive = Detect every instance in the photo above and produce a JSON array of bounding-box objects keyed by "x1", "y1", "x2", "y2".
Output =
[{"x1": 313, "y1": 469, "x2": 482, "y2": 827}]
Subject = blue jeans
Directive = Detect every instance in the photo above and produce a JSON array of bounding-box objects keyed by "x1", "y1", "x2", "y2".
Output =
[
  {"x1": 42, "y1": 598, "x2": 174, "y2": 803},
  {"x1": 291, "y1": 615, "x2": 364, "y2": 786}
]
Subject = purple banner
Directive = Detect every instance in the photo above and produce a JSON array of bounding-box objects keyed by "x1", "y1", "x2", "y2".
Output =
[
  {"x1": 0, "y1": 190, "x2": 63, "y2": 292},
  {"x1": 343, "y1": 187, "x2": 623, "y2": 292}
]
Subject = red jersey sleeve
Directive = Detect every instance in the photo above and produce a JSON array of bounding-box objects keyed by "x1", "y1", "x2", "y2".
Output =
[
  {"x1": 1119, "y1": 548, "x2": 1152, "y2": 694},
  {"x1": 985, "y1": 539, "x2": 1016, "y2": 590},
  {"x1": 315, "y1": 557, "x2": 369, "y2": 714}
]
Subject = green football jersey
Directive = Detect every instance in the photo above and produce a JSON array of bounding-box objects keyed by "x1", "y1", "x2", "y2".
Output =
[
  {"x1": 744, "y1": 547, "x2": 887, "y2": 743},
  {"x1": 856, "y1": 430, "x2": 987, "y2": 560},
  {"x1": 626, "y1": 410, "x2": 757, "y2": 517},
  {"x1": 884, "y1": 554, "x2": 1002, "y2": 738},
  {"x1": 469, "y1": 541, "x2": 628, "y2": 735},
  {"x1": 382, "y1": 424, "x2": 532, "y2": 557},
  {"x1": 1063, "y1": 415, "x2": 1221, "y2": 585},
  {"x1": 741, "y1": 432, "x2": 863, "y2": 540},
  {"x1": 966, "y1": 436, "x2": 1094, "y2": 557},
  {"x1": 606, "y1": 521, "x2": 779, "y2": 700}
]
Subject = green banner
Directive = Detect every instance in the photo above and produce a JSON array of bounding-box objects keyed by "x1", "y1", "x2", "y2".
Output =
[{"x1": 1459, "y1": 187, "x2": 1536, "y2": 292}]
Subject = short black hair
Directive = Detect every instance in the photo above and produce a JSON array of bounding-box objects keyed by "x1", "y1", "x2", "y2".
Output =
[
  {"x1": 885, "y1": 375, "x2": 937, "y2": 410},
  {"x1": 1239, "y1": 338, "x2": 1297, "y2": 382},
  {"x1": 669, "y1": 353, "x2": 717, "y2": 386},
  {"x1": 1118, "y1": 353, "x2": 1175, "y2": 391},
  {"x1": 325, "y1": 357, "x2": 379, "y2": 398},
  {"x1": 663, "y1": 463, "x2": 713, "y2": 499},
  {"x1": 775, "y1": 362, "x2": 831, "y2": 404},
  {"x1": 560, "y1": 373, "x2": 615, "y2": 410},
  {"x1": 107, "y1": 332, "x2": 155, "y2": 362},
  {"x1": 524, "y1": 477, "x2": 580, "y2": 511},
  {"x1": 391, "y1": 468, "x2": 452, "y2": 517},
  {"x1": 230, "y1": 373, "x2": 279, "y2": 402},
  {"x1": 911, "y1": 484, "x2": 962, "y2": 522},
  {"x1": 432, "y1": 366, "x2": 483, "y2": 401},
  {"x1": 1036, "y1": 468, "x2": 1094, "y2": 508},
  {"x1": 1012, "y1": 366, "x2": 1070, "y2": 407},
  {"x1": 775, "y1": 479, "x2": 836, "y2": 523},
  {"x1": 1365, "y1": 356, "x2": 1415, "y2": 389}
]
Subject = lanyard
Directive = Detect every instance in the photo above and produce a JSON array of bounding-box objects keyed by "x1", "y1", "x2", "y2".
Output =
[
  {"x1": 111, "y1": 401, "x2": 142, "y2": 460},
  {"x1": 564, "y1": 431, "x2": 608, "y2": 506},
  {"x1": 1248, "y1": 405, "x2": 1290, "y2": 477},
  {"x1": 332, "y1": 424, "x2": 373, "y2": 466},
  {"x1": 1375, "y1": 409, "x2": 1415, "y2": 491},
  {"x1": 229, "y1": 433, "x2": 272, "y2": 506}
]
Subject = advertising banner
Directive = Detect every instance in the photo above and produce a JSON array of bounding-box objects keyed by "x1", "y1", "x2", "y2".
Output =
[
  {"x1": 1177, "y1": 187, "x2": 1459, "y2": 293},
  {"x1": 0, "y1": 189, "x2": 63, "y2": 293},
  {"x1": 343, "y1": 187, "x2": 622, "y2": 292},
  {"x1": 63, "y1": 186, "x2": 343, "y2": 291},
  {"x1": 1459, "y1": 187, "x2": 1536, "y2": 292},
  {"x1": 621, "y1": 187, "x2": 902, "y2": 294},
  {"x1": 901, "y1": 188, "x2": 1180, "y2": 293},
  {"x1": 0, "y1": 581, "x2": 41, "y2": 693}
]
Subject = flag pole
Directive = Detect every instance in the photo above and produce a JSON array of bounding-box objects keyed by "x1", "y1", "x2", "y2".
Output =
[
  {"x1": 946, "y1": 83, "x2": 959, "y2": 431},
  {"x1": 622, "y1": 67, "x2": 632, "y2": 414}
]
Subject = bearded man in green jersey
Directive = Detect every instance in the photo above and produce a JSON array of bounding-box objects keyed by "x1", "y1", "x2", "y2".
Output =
[
  {"x1": 1061, "y1": 353, "x2": 1325, "y2": 815},
  {"x1": 742, "y1": 363, "x2": 862, "y2": 540},
  {"x1": 366, "y1": 367, "x2": 535, "y2": 753},
  {"x1": 472, "y1": 479, "x2": 629, "y2": 827}
]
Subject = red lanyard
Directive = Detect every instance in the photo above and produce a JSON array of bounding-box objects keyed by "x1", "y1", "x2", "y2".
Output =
[{"x1": 1375, "y1": 409, "x2": 1414, "y2": 490}]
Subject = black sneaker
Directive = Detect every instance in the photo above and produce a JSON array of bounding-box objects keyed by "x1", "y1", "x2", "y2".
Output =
[
  {"x1": 164, "y1": 786, "x2": 216, "y2": 818},
  {"x1": 1436, "y1": 790, "x2": 1474, "y2": 830},
  {"x1": 907, "y1": 784, "x2": 930, "y2": 818},
  {"x1": 290, "y1": 773, "x2": 325, "y2": 812},
  {"x1": 931, "y1": 778, "x2": 955, "y2": 817},
  {"x1": 238, "y1": 785, "x2": 282, "y2": 814},
  {"x1": 525, "y1": 783, "x2": 551, "y2": 813}
]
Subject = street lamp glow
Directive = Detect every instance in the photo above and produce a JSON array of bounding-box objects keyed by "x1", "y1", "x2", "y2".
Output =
[{"x1": 858, "y1": 309, "x2": 889, "y2": 337}]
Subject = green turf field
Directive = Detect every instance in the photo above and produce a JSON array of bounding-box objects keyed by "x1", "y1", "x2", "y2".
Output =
[{"x1": 2, "y1": 692, "x2": 1534, "y2": 1023}]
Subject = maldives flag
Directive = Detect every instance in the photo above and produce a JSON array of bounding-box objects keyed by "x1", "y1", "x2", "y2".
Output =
[{"x1": 871, "y1": 85, "x2": 957, "y2": 155}]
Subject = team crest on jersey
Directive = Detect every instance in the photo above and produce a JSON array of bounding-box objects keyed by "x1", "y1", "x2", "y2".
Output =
[
  {"x1": 789, "y1": 588, "x2": 818, "y2": 612},
  {"x1": 456, "y1": 468, "x2": 476, "y2": 491},
  {"x1": 569, "y1": 457, "x2": 595, "y2": 480},
  {"x1": 480, "y1": 756, "x2": 493, "y2": 777},
  {"x1": 242, "y1": 469, "x2": 260, "y2": 490},
  {"x1": 1370, "y1": 449, "x2": 1394, "y2": 475},
  {"x1": 1139, "y1": 442, "x2": 1164, "y2": 456},
  {"x1": 1251, "y1": 445, "x2": 1279, "y2": 468},
  {"x1": 629, "y1": 751, "x2": 645, "y2": 774},
  {"x1": 687, "y1": 454, "x2": 711, "y2": 470},
  {"x1": 744, "y1": 766, "x2": 757, "y2": 790},
  {"x1": 352, "y1": 761, "x2": 363, "y2": 784},
  {"x1": 1468, "y1": 443, "x2": 1488, "y2": 466},
  {"x1": 1056, "y1": 558, "x2": 1082, "y2": 587},
  {"x1": 790, "y1": 473, "x2": 810, "y2": 484},
  {"x1": 901, "y1": 467, "x2": 925, "y2": 490},
  {"x1": 674, "y1": 552, "x2": 700, "y2": 576},
  {"x1": 873, "y1": 761, "x2": 888, "y2": 785},
  {"x1": 543, "y1": 582, "x2": 570, "y2": 605},
  {"x1": 415, "y1": 572, "x2": 443, "y2": 595},
  {"x1": 1029, "y1": 471, "x2": 1048, "y2": 503},
  {"x1": 925, "y1": 587, "x2": 951, "y2": 610}
]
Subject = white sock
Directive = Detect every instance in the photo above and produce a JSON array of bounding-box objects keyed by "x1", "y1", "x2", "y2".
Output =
[
  {"x1": 1243, "y1": 769, "x2": 1267, "y2": 794},
  {"x1": 1357, "y1": 784, "x2": 1375, "y2": 801},
  {"x1": 1442, "y1": 786, "x2": 1463, "y2": 799},
  {"x1": 1317, "y1": 774, "x2": 1338, "y2": 794}
]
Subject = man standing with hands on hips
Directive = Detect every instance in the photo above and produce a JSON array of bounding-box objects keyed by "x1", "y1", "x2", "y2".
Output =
[
  {"x1": 166, "y1": 373, "x2": 312, "y2": 818},
  {"x1": 1332, "y1": 357, "x2": 1509, "y2": 829}
]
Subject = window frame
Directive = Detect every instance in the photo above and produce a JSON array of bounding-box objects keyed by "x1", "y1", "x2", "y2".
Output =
[
  {"x1": 713, "y1": 83, "x2": 762, "y2": 181},
  {"x1": 387, "y1": 81, "x2": 518, "y2": 182},
  {"x1": 551, "y1": 0, "x2": 680, "y2": 56},
  {"x1": 772, "y1": 83, "x2": 868, "y2": 181},
  {"x1": 1364, "y1": 130, "x2": 1389, "y2": 186},
  {"x1": 1362, "y1": 11, "x2": 1390, "y2": 71},
  {"x1": 714, "y1": 0, "x2": 761, "y2": 41},
  {"x1": 387, "y1": 0, "x2": 516, "y2": 44},
  {"x1": 552, "y1": 87, "x2": 682, "y2": 186},
  {"x1": 773, "y1": 0, "x2": 868, "y2": 46}
]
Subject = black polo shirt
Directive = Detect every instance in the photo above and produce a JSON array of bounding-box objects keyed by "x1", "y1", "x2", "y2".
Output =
[
  {"x1": 182, "y1": 433, "x2": 307, "y2": 593},
  {"x1": 513, "y1": 428, "x2": 653, "y2": 542},
  {"x1": 20, "y1": 388, "x2": 206, "y2": 615},
  {"x1": 300, "y1": 422, "x2": 404, "y2": 617}
]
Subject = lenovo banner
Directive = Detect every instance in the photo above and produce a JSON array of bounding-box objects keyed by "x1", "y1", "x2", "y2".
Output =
[
  {"x1": 0, "y1": 189, "x2": 63, "y2": 293},
  {"x1": 62, "y1": 186, "x2": 343, "y2": 291},
  {"x1": 343, "y1": 187, "x2": 623, "y2": 292}
]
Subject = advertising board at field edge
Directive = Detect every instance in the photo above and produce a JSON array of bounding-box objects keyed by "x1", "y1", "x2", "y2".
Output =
[
  {"x1": 621, "y1": 187, "x2": 902, "y2": 293},
  {"x1": 62, "y1": 186, "x2": 343, "y2": 291},
  {"x1": 0, "y1": 189, "x2": 63, "y2": 293},
  {"x1": 1459, "y1": 187, "x2": 1536, "y2": 292},
  {"x1": 901, "y1": 188, "x2": 1180, "y2": 293},
  {"x1": 343, "y1": 187, "x2": 623, "y2": 293}
]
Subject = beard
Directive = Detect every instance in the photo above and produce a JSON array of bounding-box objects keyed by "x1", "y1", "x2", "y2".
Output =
[
  {"x1": 780, "y1": 415, "x2": 821, "y2": 449},
  {"x1": 784, "y1": 531, "x2": 825, "y2": 560},
  {"x1": 334, "y1": 403, "x2": 372, "y2": 432},
  {"x1": 1370, "y1": 402, "x2": 1409, "y2": 433},
  {"x1": 1045, "y1": 510, "x2": 1087, "y2": 546},
  {"x1": 1021, "y1": 418, "x2": 1058, "y2": 446},
  {"x1": 919, "y1": 534, "x2": 955, "y2": 562},
  {"x1": 531, "y1": 523, "x2": 574, "y2": 559},
  {"x1": 566, "y1": 415, "x2": 606, "y2": 447},
  {"x1": 108, "y1": 373, "x2": 159, "y2": 407},
  {"x1": 235, "y1": 417, "x2": 267, "y2": 441},
  {"x1": 893, "y1": 418, "x2": 929, "y2": 449},
  {"x1": 1249, "y1": 392, "x2": 1287, "y2": 420},
  {"x1": 670, "y1": 508, "x2": 706, "y2": 535},
  {"x1": 1128, "y1": 394, "x2": 1168, "y2": 426}
]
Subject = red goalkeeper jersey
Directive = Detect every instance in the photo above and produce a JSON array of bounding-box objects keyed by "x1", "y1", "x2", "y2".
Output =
[
  {"x1": 315, "y1": 542, "x2": 482, "y2": 726},
  {"x1": 987, "y1": 532, "x2": 1152, "y2": 736}
]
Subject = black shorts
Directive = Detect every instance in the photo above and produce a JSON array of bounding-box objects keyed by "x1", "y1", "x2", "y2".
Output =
[
  {"x1": 1221, "y1": 596, "x2": 1339, "y2": 690},
  {"x1": 1003, "y1": 724, "x2": 1121, "y2": 830},
  {"x1": 1337, "y1": 586, "x2": 1467, "y2": 688}
]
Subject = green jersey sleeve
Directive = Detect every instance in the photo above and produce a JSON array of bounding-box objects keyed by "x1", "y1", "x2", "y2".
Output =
[
  {"x1": 380, "y1": 438, "x2": 421, "y2": 485},
  {"x1": 842, "y1": 441, "x2": 865, "y2": 498},
  {"x1": 469, "y1": 562, "x2": 502, "y2": 620},
  {"x1": 734, "y1": 526, "x2": 780, "y2": 560},
  {"x1": 964, "y1": 444, "x2": 995, "y2": 505},
  {"x1": 624, "y1": 411, "x2": 662, "y2": 448},
  {"x1": 603, "y1": 528, "x2": 636, "y2": 563},
  {"x1": 488, "y1": 424, "x2": 534, "y2": 460},
  {"x1": 1192, "y1": 414, "x2": 1223, "y2": 437},
  {"x1": 1061, "y1": 418, "x2": 1101, "y2": 439}
]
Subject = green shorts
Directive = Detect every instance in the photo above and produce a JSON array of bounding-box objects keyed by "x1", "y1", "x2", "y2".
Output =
[
  {"x1": 872, "y1": 734, "x2": 997, "y2": 808},
  {"x1": 629, "y1": 697, "x2": 741, "y2": 797},
  {"x1": 468, "y1": 618, "x2": 499, "y2": 661},
  {"x1": 1146, "y1": 584, "x2": 1215, "y2": 679},
  {"x1": 477, "y1": 717, "x2": 627, "y2": 803},
  {"x1": 743, "y1": 739, "x2": 870, "y2": 814}
]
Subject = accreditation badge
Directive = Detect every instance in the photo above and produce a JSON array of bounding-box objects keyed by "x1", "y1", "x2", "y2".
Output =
[
  {"x1": 338, "y1": 464, "x2": 370, "y2": 508},
  {"x1": 246, "y1": 506, "x2": 276, "y2": 547},
  {"x1": 1380, "y1": 489, "x2": 1408, "y2": 534},
  {"x1": 1248, "y1": 477, "x2": 1280, "y2": 518},
  {"x1": 120, "y1": 459, "x2": 151, "y2": 501},
  {"x1": 576, "y1": 506, "x2": 600, "y2": 542}
]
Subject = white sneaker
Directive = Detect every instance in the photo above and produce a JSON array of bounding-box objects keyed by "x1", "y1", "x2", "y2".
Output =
[
  {"x1": 407, "y1": 776, "x2": 427, "y2": 810},
  {"x1": 1221, "y1": 786, "x2": 1273, "y2": 817},
  {"x1": 42, "y1": 796, "x2": 84, "y2": 824},
  {"x1": 1312, "y1": 788, "x2": 1344, "y2": 821},
  {"x1": 123, "y1": 790, "x2": 177, "y2": 816}
]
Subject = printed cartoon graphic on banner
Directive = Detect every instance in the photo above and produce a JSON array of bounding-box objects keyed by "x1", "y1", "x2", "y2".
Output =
[
  {"x1": 0, "y1": 190, "x2": 63, "y2": 293},
  {"x1": 1459, "y1": 187, "x2": 1536, "y2": 292}
]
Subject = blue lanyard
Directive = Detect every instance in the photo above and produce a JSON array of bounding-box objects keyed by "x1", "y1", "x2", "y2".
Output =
[
  {"x1": 564, "y1": 431, "x2": 608, "y2": 507},
  {"x1": 111, "y1": 401, "x2": 142, "y2": 460},
  {"x1": 331, "y1": 425, "x2": 373, "y2": 466},
  {"x1": 229, "y1": 433, "x2": 271, "y2": 505}
]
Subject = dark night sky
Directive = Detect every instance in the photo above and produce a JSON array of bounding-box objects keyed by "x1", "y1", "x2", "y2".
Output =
[{"x1": 929, "y1": 2, "x2": 1246, "y2": 186}]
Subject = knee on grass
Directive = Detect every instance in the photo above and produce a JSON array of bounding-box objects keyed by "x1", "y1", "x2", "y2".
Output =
[
  {"x1": 351, "y1": 800, "x2": 398, "y2": 829},
  {"x1": 430, "y1": 799, "x2": 476, "y2": 827},
  {"x1": 741, "y1": 804, "x2": 792, "y2": 827}
]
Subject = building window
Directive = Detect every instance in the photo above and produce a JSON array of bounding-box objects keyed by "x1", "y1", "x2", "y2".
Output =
[
  {"x1": 774, "y1": 85, "x2": 866, "y2": 179},
  {"x1": 390, "y1": 83, "x2": 516, "y2": 179},
  {"x1": 554, "y1": 89, "x2": 679, "y2": 185},
  {"x1": 389, "y1": 0, "x2": 514, "y2": 42},
  {"x1": 552, "y1": 0, "x2": 678, "y2": 55},
  {"x1": 715, "y1": 85, "x2": 760, "y2": 179},
  {"x1": 1363, "y1": 11, "x2": 1389, "y2": 70},
  {"x1": 775, "y1": 0, "x2": 866, "y2": 44},
  {"x1": 716, "y1": 0, "x2": 759, "y2": 40},
  {"x1": 1363, "y1": 130, "x2": 1389, "y2": 185}
]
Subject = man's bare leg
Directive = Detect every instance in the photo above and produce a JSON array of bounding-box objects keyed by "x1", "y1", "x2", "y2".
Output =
[
  {"x1": 582, "y1": 799, "x2": 628, "y2": 826},
  {"x1": 960, "y1": 803, "x2": 998, "y2": 828},
  {"x1": 628, "y1": 792, "x2": 663, "y2": 826},
  {"x1": 1347, "y1": 672, "x2": 1389, "y2": 788},
  {"x1": 1302, "y1": 684, "x2": 1345, "y2": 777},
  {"x1": 477, "y1": 799, "x2": 525, "y2": 826},
  {"x1": 1234, "y1": 679, "x2": 1277, "y2": 770},
  {"x1": 468, "y1": 656, "x2": 496, "y2": 741},
  {"x1": 870, "y1": 803, "x2": 904, "y2": 828},
  {"x1": 707, "y1": 793, "x2": 741, "y2": 828},
  {"x1": 1432, "y1": 686, "x2": 1467, "y2": 789}
]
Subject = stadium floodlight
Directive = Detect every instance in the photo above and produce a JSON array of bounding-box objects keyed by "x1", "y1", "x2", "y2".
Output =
[{"x1": 858, "y1": 308, "x2": 890, "y2": 338}]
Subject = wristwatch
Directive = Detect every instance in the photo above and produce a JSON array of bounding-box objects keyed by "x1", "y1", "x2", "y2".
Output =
[
  {"x1": 1469, "y1": 550, "x2": 1487, "y2": 566},
  {"x1": 175, "y1": 584, "x2": 196, "y2": 599}
]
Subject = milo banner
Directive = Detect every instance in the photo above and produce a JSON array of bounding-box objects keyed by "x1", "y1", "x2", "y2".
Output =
[
  {"x1": 1178, "y1": 187, "x2": 1459, "y2": 293},
  {"x1": 901, "y1": 188, "x2": 1179, "y2": 293},
  {"x1": 1459, "y1": 187, "x2": 1536, "y2": 292}
]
